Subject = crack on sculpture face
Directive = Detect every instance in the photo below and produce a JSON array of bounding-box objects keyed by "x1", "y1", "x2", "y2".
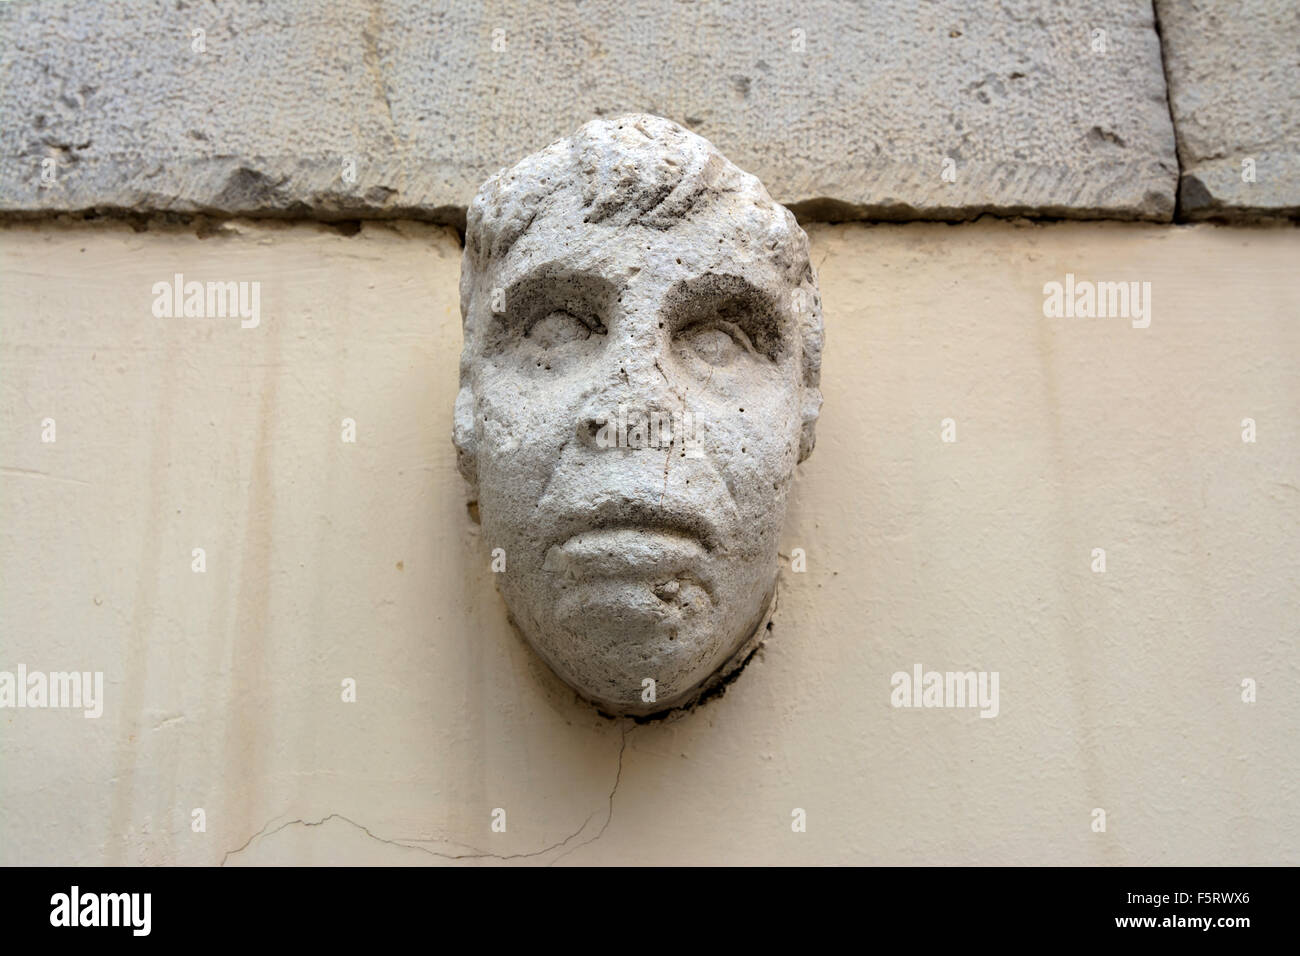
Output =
[{"x1": 455, "y1": 114, "x2": 823, "y2": 717}]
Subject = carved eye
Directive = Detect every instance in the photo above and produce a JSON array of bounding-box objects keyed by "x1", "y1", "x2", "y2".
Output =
[
  {"x1": 676, "y1": 322, "x2": 750, "y2": 367},
  {"x1": 525, "y1": 310, "x2": 597, "y2": 348}
]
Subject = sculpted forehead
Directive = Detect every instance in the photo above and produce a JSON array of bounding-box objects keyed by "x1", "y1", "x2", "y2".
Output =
[
  {"x1": 464, "y1": 114, "x2": 813, "y2": 287},
  {"x1": 465, "y1": 189, "x2": 815, "y2": 373},
  {"x1": 493, "y1": 211, "x2": 798, "y2": 308}
]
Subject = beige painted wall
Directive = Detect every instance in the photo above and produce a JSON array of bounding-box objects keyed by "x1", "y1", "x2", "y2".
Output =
[{"x1": 1, "y1": 218, "x2": 1296, "y2": 865}]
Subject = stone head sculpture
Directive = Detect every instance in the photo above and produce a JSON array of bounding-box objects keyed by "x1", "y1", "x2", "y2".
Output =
[{"x1": 455, "y1": 114, "x2": 823, "y2": 716}]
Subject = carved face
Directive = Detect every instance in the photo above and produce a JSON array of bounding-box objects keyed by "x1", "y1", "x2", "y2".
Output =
[{"x1": 455, "y1": 116, "x2": 821, "y2": 716}]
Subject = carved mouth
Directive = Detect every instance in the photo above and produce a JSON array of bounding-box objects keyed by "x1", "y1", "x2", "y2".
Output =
[
  {"x1": 545, "y1": 498, "x2": 720, "y2": 555},
  {"x1": 543, "y1": 526, "x2": 716, "y2": 599}
]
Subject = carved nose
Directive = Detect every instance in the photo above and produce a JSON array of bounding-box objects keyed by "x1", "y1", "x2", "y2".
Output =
[
  {"x1": 578, "y1": 413, "x2": 607, "y2": 447},
  {"x1": 577, "y1": 402, "x2": 677, "y2": 451}
]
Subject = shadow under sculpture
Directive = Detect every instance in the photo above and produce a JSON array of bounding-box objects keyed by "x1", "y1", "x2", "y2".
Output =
[{"x1": 454, "y1": 114, "x2": 824, "y2": 717}]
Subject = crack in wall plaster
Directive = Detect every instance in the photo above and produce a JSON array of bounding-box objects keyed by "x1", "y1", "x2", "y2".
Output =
[
  {"x1": 1, "y1": 466, "x2": 91, "y2": 485},
  {"x1": 548, "y1": 725, "x2": 628, "y2": 866},
  {"x1": 219, "y1": 724, "x2": 629, "y2": 866}
]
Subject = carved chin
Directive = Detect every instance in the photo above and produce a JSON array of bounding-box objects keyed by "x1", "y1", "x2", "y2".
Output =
[
  {"x1": 554, "y1": 575, "x2": 713, "y2": 640},
  {"x1": 511, "y1": 573, "x2": 768, "y2": 712},
  {"x1": 493, "y1": 530, "x2": 777, "y2": 712}
]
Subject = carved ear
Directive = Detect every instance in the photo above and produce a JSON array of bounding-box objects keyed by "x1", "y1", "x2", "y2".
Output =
[
  {"x1": 798, "y1": 386, "x2": 822, "y2": 463},
  {"x1": 452, "y1": 384, "x2": 479, "y2": 495}
]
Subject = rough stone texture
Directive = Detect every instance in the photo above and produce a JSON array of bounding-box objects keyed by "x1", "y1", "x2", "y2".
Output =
[
  {"x1": 0, "y1": 0, "x2": 1178, "y2": 223},
  {"x1": 456, "y1": 115, "x2": 822, "y2": 716},
  {"x1": 3, "y1": 218, "x2": 1298, "y2": 864},
  {"x1": 1157, "y1": 0, "x2": 1300, "y2": 221}
]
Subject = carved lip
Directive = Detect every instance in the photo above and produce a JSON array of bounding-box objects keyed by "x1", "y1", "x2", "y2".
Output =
[
  {"x1": 543, "y1": 527, "x2": 716, "y2": 596},
  {"x1": 545, "y1": 498, "x2": 720, "y2": 555}
]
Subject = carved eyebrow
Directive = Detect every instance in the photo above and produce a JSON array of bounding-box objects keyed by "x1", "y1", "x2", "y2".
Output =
[
  {"x1": 664, "y1": 274, "x2": 790, "y2": 361},
  {"x1": 497, "y1": 266, "x2": 615, "y2": 330},
  {"x1": 504, "y1": 264, "x2": 610, "y2": 299}
]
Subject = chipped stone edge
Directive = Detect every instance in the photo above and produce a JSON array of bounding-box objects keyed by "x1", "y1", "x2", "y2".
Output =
[
  {"x1": 1177, "y1": 155, "x2": 1300, "y2": 223},
  {"x1": 0, "y1": 154, "x2": 1182, "y2": 227}
]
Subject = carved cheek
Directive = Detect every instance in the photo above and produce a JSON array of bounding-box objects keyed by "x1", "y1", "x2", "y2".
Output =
[{"x1": 475, "y1": 374, "x2": 590, "y2": 480}]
